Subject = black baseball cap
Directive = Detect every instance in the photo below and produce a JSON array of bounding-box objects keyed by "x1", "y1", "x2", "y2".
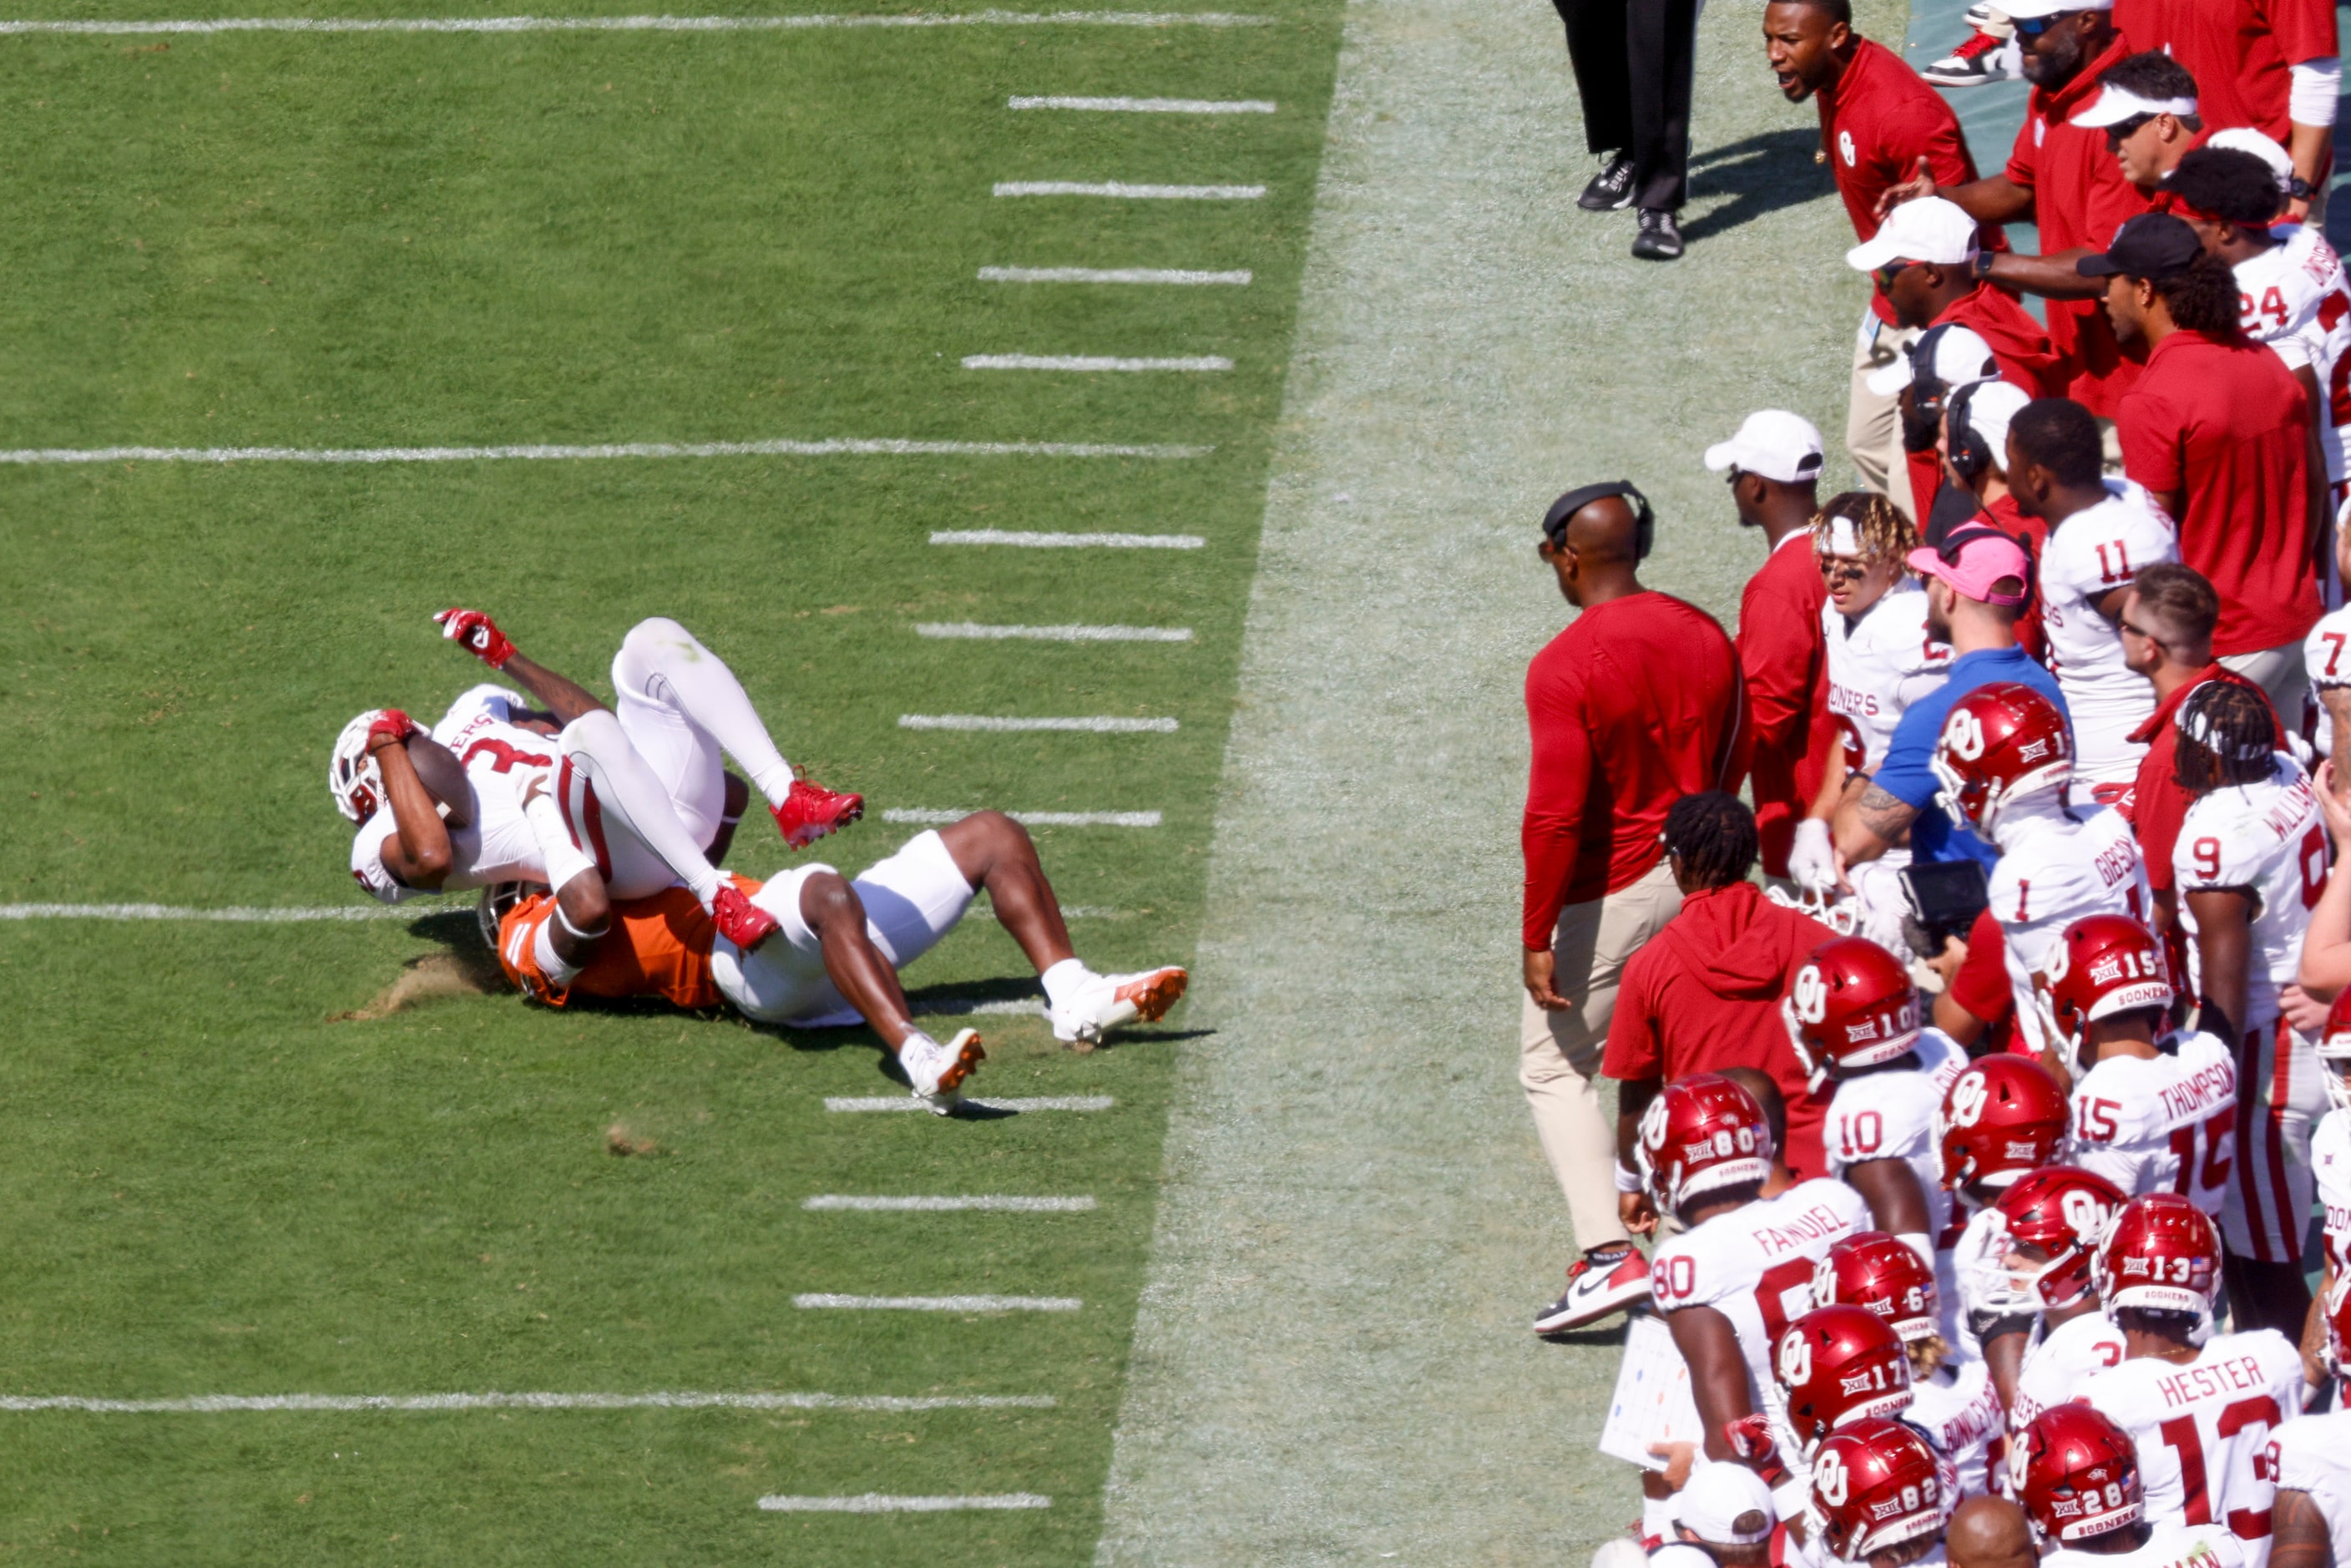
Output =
[{"x1": 2075, "y1": 212, "x2": 2202, "y2": 280}]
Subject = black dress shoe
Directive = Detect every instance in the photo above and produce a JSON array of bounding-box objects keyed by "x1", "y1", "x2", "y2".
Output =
[
  {"x1": 1631, "y1": 207, "x2": 1683, "y2": 260},
  {"x1": 1578, "y1": 154, "x2": 1636, "y2": 211}
]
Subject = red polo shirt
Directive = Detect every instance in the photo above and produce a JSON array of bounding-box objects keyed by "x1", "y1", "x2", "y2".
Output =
[
  {"x1": 2114, "y1": 0, "x2": 2337, "y2": 144},
  {"x1": 1740, "y1": 530, "x2": 1834, "y2": 878},
  {"x1": 2116, "y1": 328, "x2": 2319, "y2": 655},
  {"x1": 1524, "y1": 591, "x2": 1747, "y2": 945},
  {"x1": 2008, "y1": 35, "x2": 2153, "y2": 418},
  {"x1": 1820, "y1": 36, "x2": 1997, "y2": 326}
]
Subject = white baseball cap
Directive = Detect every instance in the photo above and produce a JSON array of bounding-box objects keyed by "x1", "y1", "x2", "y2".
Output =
[
  {"x1": 2071, "y1": 82, "x2": 2197, "y2": 127},
  {"x1": 1958, "y1": 379, "x2": 2033, "y2": 468},
  {"x1": 1676, "y1": 1462, "x2": 1777, "y2": 1546},
  {"x1": 2000, "y1": 0, "x2": 2111, "y2": 18},
  {"x1": 1867, "y1": 321, "x2": 2001, "y2": 397},
  {"x1": 2208, "y1": 127, "x2": 2294, "y2": 194},
  {"x1": 1846, "y1": 196, "x2": 1980, "y2": 274},
  {"x1": 1704, "y1": 409, "x2": 1827, "y2": 484}
]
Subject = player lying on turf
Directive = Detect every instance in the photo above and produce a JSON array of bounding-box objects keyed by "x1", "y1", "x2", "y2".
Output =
[{"x1": 485, "y1": 808, "x2": 1189, "y2": 1112}]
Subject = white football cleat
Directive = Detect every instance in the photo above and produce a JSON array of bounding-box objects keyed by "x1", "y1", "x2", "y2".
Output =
[
  {"x1": 1049, "y1": 966, "x2": 1188, "y2": 1044},
  {"x1": 901, "y1": 1028, "x2": 985, "y2": 1115}
]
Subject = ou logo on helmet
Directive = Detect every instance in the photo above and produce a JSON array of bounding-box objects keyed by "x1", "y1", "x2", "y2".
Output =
[
  {"x1": 2060, "y1": 1189, "x2": 2113, "y2": 1242},
  {"x1": 1942, "y1": 707, "x2": 1987, "y2": 762},
  {"x1": 1777, "y1": 1326, "x2": 1814, "y2": 1390},
  {"x1": 1816, "y1": 1448, "x2": 1850, "y2": 1509},
  {"x1": 1947, "y1": 1071, "x2": 1990, "y2": 1128},
  {"x1": 1792, "y1": 964, "x2": 1829, "y2": 1025}
]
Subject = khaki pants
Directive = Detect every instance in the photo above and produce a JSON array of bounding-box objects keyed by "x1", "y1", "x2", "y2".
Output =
[
  {"x1": 1519, "y1": 857, "x2": 1684, "y2": 1255},
  {"x1": 2219, "y1": 640, "x2": 2312, "y2": 731},
  {"x1": 1848, "y1": 306, "x2": 1921, "y2": 523}
]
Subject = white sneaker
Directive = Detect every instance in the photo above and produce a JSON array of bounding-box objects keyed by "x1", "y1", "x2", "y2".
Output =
[
  {"x1": 1049, "y1": 966, "x2": 1188, "y2": 1044},
  {"x1": 902, "y1": 1028, "x2": 986, "y2": 1115}
]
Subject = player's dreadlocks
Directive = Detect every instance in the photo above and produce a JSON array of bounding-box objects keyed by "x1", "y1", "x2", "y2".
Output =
[
  {"x1": 1808, "y1": 491, "x2": 1915, "y2": 567},
  {"x1": 1664, "y1": 791, "x2": 1758, "y2": 891},
  {"x1": 2173, "y1": 680, "x2": 2277, "y2": 795}
]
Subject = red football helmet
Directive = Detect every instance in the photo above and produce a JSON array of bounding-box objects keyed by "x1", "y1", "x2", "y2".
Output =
[
  {"x1": 1812, "y1": 1417, "x2": 1948, "y2": 1564},
  {"x1": 1995, "y1": 1166, "x2": 2126, "y2": 1310},
  {"x1": 1937, "y1": 1055, "x2": 2070, "y2": 1193},
  {"x1": 1930, "y1": 682, "x2": 2072, "y2": 836},
  {"x1": 1777, "y1": 1303, "x2": 1914, "y2": 1451},
  {"x1": 330, "y1": 710, "x2": 390, "y2": 823},
  {"x1": 1636, "y1": 1073, "x2": 1773, "y2": 1216},
  {"x1": 2099, "y1": 1192, "x2": 2222, "y2": 1317},
  {"x1": 1785, "y1": 937, "x2": 1923, "y2": 1087},
  {"x1": 2036, "y1": 913, "x2": 2174, "y2": 1067},
  {"x1": 1813, "y1": 1232, "x2": 1940, "y2": 1343},
  {"x1": 2010, "y1": 1404, "x2": 2143, "y2": 1544},
  {"x1": 2320, "y1": 990, "x2": 2351, "y2": 1114}
]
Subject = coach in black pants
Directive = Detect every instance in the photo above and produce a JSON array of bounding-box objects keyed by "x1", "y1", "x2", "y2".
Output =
[{"x1": 1553, "y1": 0, "x2": 1699, "y2": 261}]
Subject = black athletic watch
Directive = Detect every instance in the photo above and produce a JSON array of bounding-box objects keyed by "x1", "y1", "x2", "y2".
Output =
[
  {"x1": 1972, "y1": 250, "x2": 1996, "y2": 281},
  {"x1": 2291, "y1": 175, "x2": 2315, "y2": 200}
]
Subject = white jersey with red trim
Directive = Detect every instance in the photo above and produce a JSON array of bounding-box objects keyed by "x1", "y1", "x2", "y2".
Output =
[
  {"x1": 350, "y1": 686, "x2": 559, "y2": 903},
  {"x1": 1823, "y1": 1031, "x2": 1969, "y2": 1342},
  {"x1": 1908, "y1": 1356, "x2": 2003, "y2": 1498},
  {"x1": 2237, "y1": 223, "x2": 2351, "y2": 482},
  {"x1": 2045, "y1": 1520, "x2": 2246, "y2": 1568},
  {"x1": 2174, "y1": 756, "x2": 2326, "y2": 1027},
  {"x1": 2313, "y1": 1109, "x2": 2351, "y2": 1276},
  {"x1": 2065, "y1": 1031, "x2": 2238, "y2": 1210},
  {"x1": 1990, "y1": 805, "x2": 2154, "y2": 1054},
  {"x1": 2302, "y1": 604, "x2": 2351, "y2": 757},
  {"x1": 1823, "y1": 582, "x2": 1953, "y2": 774},
  {"x1": 2010, "y1": 1308, "x2": 2127, "y2": 1430},
  {"x1": 2039, "y1": 483, "x2": 2178, "y2": 785},
  {"x1": 2267, "y1": 1410, "x2": 2351, "y2": 1568},
  {"x1": 1649, "y1": 1179, "x2": 1871, "y2": 1465},
  {"x1": 2080, "y1": 1330, "x2": 2303, "y2": 1568}
]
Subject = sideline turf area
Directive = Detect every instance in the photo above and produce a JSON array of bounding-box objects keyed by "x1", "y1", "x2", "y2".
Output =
[{"x1": 0, "y1": 4, "x2": 1342, "y2": 1559}]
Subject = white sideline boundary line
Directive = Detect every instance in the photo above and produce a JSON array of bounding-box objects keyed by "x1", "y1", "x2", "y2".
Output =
[
  {"x1": 929, "y1": 529, "x2": 1205, "y2": 549},
  {"x1": 0, "y1": 11, "x2": 1268, "y2": 34},
  {"x1": 963, "y1": 355, "x2": 1231, "y2": 372},
  {"x1": 883, "y1": 808, "x2": 1160, "y2": 827},
  {"x1": 915, "y1": 622, "x2": 1192, "y2": 641},
  {"x1": 993, "y1": 180, "x2": 1264, "y2": 200},
  {"x1": 0, "y1": 903, "x2": 413, "y2": 923},
  {"x1": 1008, "y1": 94, "x2": 1275, "y2": 112},
  {"x1": 899, "y1": 714, "x2": 1177, "y2": 733},
  {"x1": 0, "y1": 1390, "x2": 1055, "y2": 1414},
  {"x1": 978, "y1": 266, "x2": 1250, "y2": 286},
  {"x1": 826, "y1": 1095, "x2": 1114, "y2": 1112},
  {"x1": 0, "y1": 437, "x2": 1208, "y2": 465},
  {"x1": 796, "y1": 1294, "x2": 1083, "y2": 1312},
  {"x1": 760, "y1": 1493, "x2": 1053, "y2": 1513},
  {"x1": 804, "y1": 1195, "x2": 1097, "y2": 1211}
]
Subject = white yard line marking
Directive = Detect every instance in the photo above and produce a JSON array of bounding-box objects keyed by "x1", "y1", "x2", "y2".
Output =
[
  {"x1": 963, "y1": 354, "x2": 1231, "y2": 372},
  {"x1": 993, "y1": 180, "x2": 1264, "y2": 200},
  {"x1": 899, "y1": 714, "x2": 1177, "y2": 733},
  {"x1": 883, "y1": 808, "x2": 1160, "y2": 827},
  {"x1": 914, "y1": 996, "x2": 1041, "y2": 1017},
  {"x1": 0, "y1": 11, "x2": 1267, "y2": 34},
  {"x1": 796, "y1": 1294, "x2": 1084, "y2": 1312},
  {"x1": 915, "y1": 622, "x2": 1192, "y2": 641},
  {"x1": 0, "y1": 437, "x2": 1208, "y2": 465},
  {"x1": 825, "y1": 1095, "x2": 1115, "y2": 1113},
  {"x1": 0, "y1": 1391, "x2": 1054, "y2": 1414},
  {"x1": 759, "y1": 1493, "x2": 1053, "y2": 1513},
  {"x1": 978, "y1": 266, "x2": 1251, "y2": 286},
  {"x1": 1008, "y1": 94, "x2": 1275, "y2": 112},
  {"x1": 0, "y1": 903, "x2": 412, "y2": 922},
  {"x1": 929, "y1": 529, "x2": 1206, "y2": 549},
  {"x1": 804, "y1": 1195, "x2": 1097, "y2": 1211}
]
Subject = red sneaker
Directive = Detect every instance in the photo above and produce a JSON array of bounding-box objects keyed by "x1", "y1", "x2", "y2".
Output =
[
  {"x1": 772, "y1": 778, "x2": 864, "y2": 849},
  {"x1": 710, "y1": 883, "x2": 780, "y2": 951}
]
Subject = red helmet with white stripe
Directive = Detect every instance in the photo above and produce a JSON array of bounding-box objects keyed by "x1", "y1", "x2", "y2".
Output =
[
  {"x1": 1812, "y1": 1417, "x2": 1948, "y2": 1564},
  {"x1": 1930, "y1": 682, "x2": 2072, "y2": 836},
  {"x1": 330, "y1": 710, "x2": 390, "y2": 823},
  {"x1": 1776, "y1": 1304, "x2": 1914, "y2": 1451},
  {"x1": 1995, "y1": 1166, "x2": 2125, "y2": 1310},
  {"x1": 2011, "y1": 1404, "x2": 2144, "y2": 1544},
  {"x1": 2098, "y1": 1192, "x2": 2222, "y2": 1317},
  {"x1": 1636, "y1": 1073, "x2": 1773, "y2": 1217},
  {"x1": 1813, "y1": 1232, "x2": 1940, "y2": 1343},
  {"x1": 1784, "y1": 937, "x2": 1923, "y2": 1088},
  {"x1": 1937, "y1": 1055, "x2": 2069, "y2": 1194},
  {"x1": 2036, "y1": 913, "x2": 2174, "y2": 1069}
]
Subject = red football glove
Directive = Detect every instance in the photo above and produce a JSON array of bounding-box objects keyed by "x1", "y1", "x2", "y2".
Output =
[
  {"x1": 1723, "y1": 1414, "x2": 1787, "y2": 1485},
  {"x1": 433, "y1": 608, "x2": 515, "y2": 670},
  {"x1": 366, "y1": 709, "x2": 417, "y2": 751}
]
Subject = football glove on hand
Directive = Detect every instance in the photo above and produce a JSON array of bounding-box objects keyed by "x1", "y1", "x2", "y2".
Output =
[
  {"x1": 366, "y1": 709, "x2": 418, "y2": 751},
  {"x1": 1788, "y1": 818, "x2": 1842, "y2": 895},
  {"x1": 1723, "y1": 1414, "x2": 1787, "y2": 1484},
  {"x1": 434, "y1": 608, "x2": 515, "y2": 670}
]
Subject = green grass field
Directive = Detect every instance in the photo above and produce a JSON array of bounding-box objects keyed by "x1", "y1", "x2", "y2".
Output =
[{"x1": 0, "y1": 3, "x2": 1343, "y2": 1558}]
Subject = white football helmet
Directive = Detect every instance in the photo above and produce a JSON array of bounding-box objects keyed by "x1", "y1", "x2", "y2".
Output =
[{"x1": 330, "y1": 711, "x2": 390, "y2": 823}]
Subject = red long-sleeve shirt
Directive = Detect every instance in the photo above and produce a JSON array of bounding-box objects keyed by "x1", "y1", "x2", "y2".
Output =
[
  {"x1": 1523, "y1": 591, "x2": 1746, "y2": 947},
  {"x1": 1740, "y1": 532, "x2": 1833, "y2": 878}
]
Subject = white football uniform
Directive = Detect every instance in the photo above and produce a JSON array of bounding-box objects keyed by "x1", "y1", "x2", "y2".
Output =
[
  {"x1": 1823, "y1": 1032, "x2": 1969, "y2": 1343},
  {"x1": 2010, "y1": 1308, "x2": 2126, "y2": 1429},
  {"x1": 2045, "y1": 1520, "x2": 2245, "y2": 1568},
  {"x1": 2313, "y1": 1109, "x2": 2351, "y2": 1276},
  {"x1": 1990, "y1": 805, "x2": 2154, "y2": 1055},
  {"x1": 2081, "y1": 1331, "x2": 2303, "y2": 1568},
  {"x1": 2237, "y1": 223, "x2": 2351, "y2": 482},
  {"x1": 2065, "y1": 1031, "x2": 2238, "y2": 1211},
  {"x1": 2267, "y1": 1410, "x2": 2351, "y2": 1568},
  {"x1": 1650, "y1": 1179, "x2": 1872, "y2": 1474},
  {"x1": 2038, "y1": 483, "x2": 2178, "y2": 787},
  {"x1": 2303, "y1": 603, "x2": 2351, "y2": 757},
  {"x1": 1823, "y1": 581, "x2": 1952, "y2": 774},
  {"x1": 1908, "y1": 1357, "x2": 2003, "y2": 1498},
  {"x1": 350, "y1": 685, "x2": 565, "y2": 902}
]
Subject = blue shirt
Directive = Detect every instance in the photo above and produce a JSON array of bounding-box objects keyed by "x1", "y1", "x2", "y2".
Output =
[{"x1": 1873, "y1": 645, "x2": 2070, "y2": 869}]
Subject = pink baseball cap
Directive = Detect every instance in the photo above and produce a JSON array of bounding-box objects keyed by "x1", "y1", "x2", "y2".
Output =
[{"x1": 1907, "y1": 524, "x2": 2030, "y2": 607}]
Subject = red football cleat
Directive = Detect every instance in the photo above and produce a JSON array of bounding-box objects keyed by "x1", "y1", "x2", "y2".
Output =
[
  {"x1": 710, "y1": 883, "x2": 780, "y2": 951},
  {"x1": 772, "y1": 778, "x2": 864, "y2": 849}
]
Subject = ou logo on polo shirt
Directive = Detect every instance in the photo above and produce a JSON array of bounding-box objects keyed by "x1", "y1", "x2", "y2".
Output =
[
  {"x1": 2033, "y1": 114, "x2": 2046, "y2": 146},
  {"x1": 1838, "y1": 129, "x2": 1856, "y2": 166}
]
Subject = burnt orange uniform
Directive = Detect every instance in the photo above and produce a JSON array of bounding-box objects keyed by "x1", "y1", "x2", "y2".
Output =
[{"x1": 496, "y1": 875, "x2": 760, "y2": 1009}]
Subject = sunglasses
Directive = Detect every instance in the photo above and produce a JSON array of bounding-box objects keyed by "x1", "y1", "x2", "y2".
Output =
[
  {"x1": 2011, "y1": 11, "x2": 2078, "y2": 36},
  {"x1": 1873, "y1": 260, "x2": 1915, "y2": 291}
]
